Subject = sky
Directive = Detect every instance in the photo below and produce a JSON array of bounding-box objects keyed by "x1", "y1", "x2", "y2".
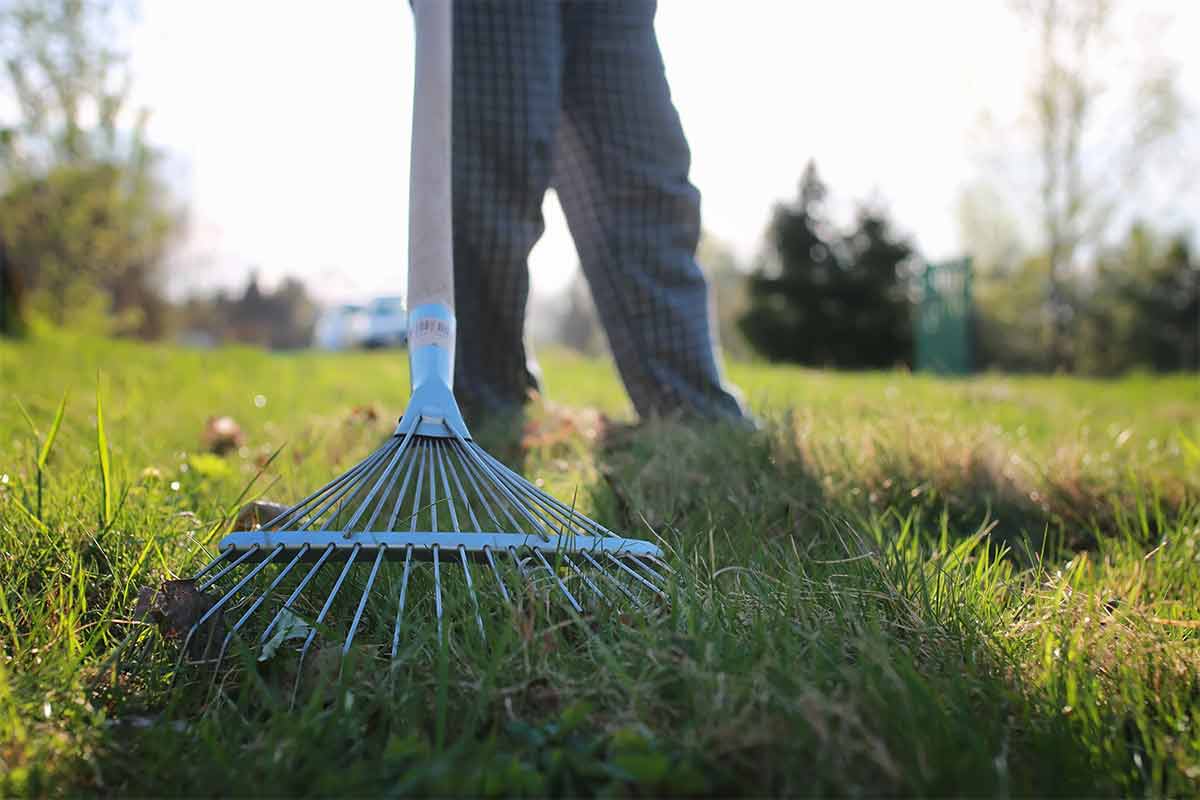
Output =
[{"x1": 122, "y1": 0, "x2": 1200, "y2": 305}]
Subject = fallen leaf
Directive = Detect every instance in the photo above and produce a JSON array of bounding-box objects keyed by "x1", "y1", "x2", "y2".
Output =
[
  {"x1": 234, "y1": 500, "x2": 291, "y2": 531},
  {"x1": 203, "y1": 415, "x2": 245, "y2": 455}
]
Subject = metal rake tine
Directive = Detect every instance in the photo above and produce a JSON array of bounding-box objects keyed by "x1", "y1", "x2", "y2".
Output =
[
  {"x1": 408, "y1": 440, "x2": 429, "y2": 533},
  {"x1": 344, "y1": 545, "x2": 388, "y2": 656},
  {"x1": 605, "y1": 552, "x2": 667, "y2": 598},
  {"x1": 477, "y1": 448, "x2": 613, "y2": 537},
  {"x1": 462, "y1": 440, "x2": 570, "y2": 539},
  {"x1": 274, "y1": 444, "x2": 395, "y2": 531},
  {"x1": 258, "y1": 544, "x2": 336, "y2": 647},
  {"x1": 302, "y1": 450, "x2": 390, "y2": 533},
  {"x1": 581, "y1": 550, "x2": 647, "y2": 610},
  {"x1": 174, "y1": 544, "x2": 284, "y2": 677},
  {"x1": 452, "y1": 432, "x2": 552, "y2": 537},
  {"x1": 428, "y1": 442, "x2": 439, "y2": 533},
  {"x1": 563, "y1": 553, "x2": 608, "y2": 604},
  {"x1": 432, "y1": 545, "x2": 444, "y2": 644},
  {"x1": 294, "y1": 545, "x2": 361, "y2": 702},
  {"x1": 317, "y1": 442, "x2": 402, "y2": 532},
  {"x1": 443, "y1": 436, "x2": 481, "y2": 532},
  {"x1": 450, "y1": 440, "x2": 522, "y2": 532},
  {"x1": 507, "y1": 546, "x2": 530, "y2": 579},
  {"x1": 483, "y1": 546, "x2": 511, "y2": 604},
  {"x1": 191, "y1": 548, "x2": 234, "y2": 581},
  {"x1": 345, "y1": 430, "x2": 416, "y2": 533},
  {"x1": 435, "y1": 442, "x2": 460, "y2": 532},
  {"x1": 197, "y1": 545, "x2": 260, "y2": 592},
  {"x1": 485, "y1": 467, "x2": 602, "y2": 540},
  {"x1": 390, "y1": 544, "x2": 414, "y2": 659},
  {"x1": 212, "y1": 544, "x2": 311, "y2": 674},
  {"x1": 628, "y1": 554, "x2": 669, "y2": 587},
  {"x1": 531, "y1": 548, "x2": 583, "y2": 613},
  {"x1": 459, "y1": 545, "x2": 486, "y2": 641},
  {"x1": 383, "y1": 442, "x2": 422, "y2": 531},
  {"x1": 259, "y1": 449, "x2": 382, "y2": 530}
]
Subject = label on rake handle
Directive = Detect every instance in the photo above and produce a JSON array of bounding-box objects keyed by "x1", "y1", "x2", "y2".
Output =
[{"x1": 410, "y1": 316, "x2": 453, "y2": 349}]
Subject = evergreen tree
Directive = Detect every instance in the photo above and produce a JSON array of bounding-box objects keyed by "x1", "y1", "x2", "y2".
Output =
[{"x1": 739, "y1": 161, "x2": 915, "y2": 367}]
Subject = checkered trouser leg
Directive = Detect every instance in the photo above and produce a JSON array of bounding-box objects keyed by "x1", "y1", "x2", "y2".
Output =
[
  {"x1": 452, "y1": 0, "x2": 746, "y2": 423},
  {"x1": 451, "y1": 0, "x2": 560, "y2": 419}
]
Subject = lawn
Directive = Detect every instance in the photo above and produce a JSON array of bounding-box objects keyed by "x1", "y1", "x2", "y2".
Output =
[{"x1": 1, "y1": 331, "x2": 1199, "y2": 796}]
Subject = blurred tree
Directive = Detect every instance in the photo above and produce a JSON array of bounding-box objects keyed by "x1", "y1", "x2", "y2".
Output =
[
  {"x1": 0, "y1": 0, "x2": 179, "y2": 337},
  {"x1": 177, "y1": 272, "x2": 317, "y2": 350},
  {"x1": 969, "y1": 0, "x2": 1187, "y2": 370},
  {"x1": 1076, "y1": 224, "x2": 1199, "y2": 374},
  {"x1": 739, "y1": 161, "x2": 915, "y2": 368}
]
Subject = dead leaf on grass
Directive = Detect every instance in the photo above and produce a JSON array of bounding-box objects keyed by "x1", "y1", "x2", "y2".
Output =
[
  {"x1": 234, "y1": 500, "x2": 290, "y2": 531},
  {"x1": 133, "y1": 579, "x2": 225, "y2": 659}
]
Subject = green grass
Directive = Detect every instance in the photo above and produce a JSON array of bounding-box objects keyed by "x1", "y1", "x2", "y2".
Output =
[{"x1": 2, "y1": 330, "x2": 1199, "y2": 796}]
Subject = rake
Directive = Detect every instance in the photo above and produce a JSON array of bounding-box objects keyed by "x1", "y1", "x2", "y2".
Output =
[{"x1": 170, "y1": 0, "x2": 669, "y2": 679}]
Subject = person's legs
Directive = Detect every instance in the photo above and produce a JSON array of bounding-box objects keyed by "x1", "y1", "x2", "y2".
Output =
[
  {"x1": 451, "y1": 0, "x2": 562, "y2": 423},
  {"x1": 553, "y1": 0, "x2": 746, "y2": 422}
]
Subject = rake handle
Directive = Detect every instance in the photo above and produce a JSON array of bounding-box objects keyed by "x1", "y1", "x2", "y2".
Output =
[{"x1": 408, "y1": 0, "x2": 454, "y2": 315}]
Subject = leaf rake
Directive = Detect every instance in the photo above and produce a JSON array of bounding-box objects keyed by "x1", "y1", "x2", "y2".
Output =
[{"x1": 169, "y1": 0, "x2": 669, "y2": 686}]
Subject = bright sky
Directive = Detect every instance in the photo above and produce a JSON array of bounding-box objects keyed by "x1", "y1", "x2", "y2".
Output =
[{"x1": 125, "y1": 0, "x2": 1200, "y2": 304}]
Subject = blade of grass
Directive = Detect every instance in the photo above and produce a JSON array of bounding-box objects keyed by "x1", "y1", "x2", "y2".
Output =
[
  {"x1": 37, "y1": 390, "x2": 68, "y2": 470},
  {"x1": 96, "y1": 376, "x2": 112, "y2": 528}
]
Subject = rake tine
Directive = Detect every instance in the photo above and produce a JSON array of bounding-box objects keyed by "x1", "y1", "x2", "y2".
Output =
[
  {"x1": 443, "y1": 438, "x2": 481, "y2": 532},
  {"x1": 428, "y1": 442, "x2": 439, "y2": 533},
  {"x1": 432, "y1": 545, "x2": 444, "y2": 644},
  {"x1": 191, "y1": 548, "x2": 234, "y2": 581},
  {"x1": 409, "y1": 441, "x2": 429, "y2": 532},
  {"x1": 294, "y1": 545, "x2": 361, "y2": 701},
  {"x1": 465, "y1": 442, "x2": 577, "y2": 539},
  {"x1": 259, "y1": 448, "x2": 382, "y2": 530},
  {"x1": 459, "y1": 545, "x2": 485, "y2": 641},
  {"x1": 531, "y1": 548, "x2": 583, "y2": 613},
  {"x1": 581, "y1": 550, "x2": 646, "y2": 610},
  {"x1": 483, "y1": 546, "x2": 511, "y2": 604},
  {"x1": 563, "y1": 553, "x2": 608, "y2": 604},
  {"x1": 345, "y1": 430, "x2": 416, "y2": 533},
  {"x1": 435, "y1": 444, "x2": 460, "y2": 532},
  {"x1": 344, "y1": 545, "x2": 388, "y2": 656},
  {"x1": 383, "y1": 442, "x2": 422, "y2": 531},
  {"x1": 508, "y1": 546, "x2": 530, "y2": 579},
  {"x1": 212, "y1": 544, "x2": 311, "y2": 674},
  {"x1": 605, "y1": 552, "x2": 666, "y2": 599},
  {"x1": 174, "y1": 544, "x2": 285, "y2": 678},
  {"x1": 450, "y1": 439, "x2": 523, "y2": 532},
  {"x1": 477, "y1": 449, "x2": 612, "y2": 538},
  {"x1": 390, "y1": 544, "x2": 414, "y2": 659},
  {"x1": 258, "y1": 545, "x2": 336, "y2": 647},
  {"x1": 197, "y1": 545, "x2": 261, "y2": 592},
  {"x1": 278, "y1": 445, "x2": 394, "y2": 532},
  {"x1": 628, "y1": 554, "x2": 669, "y2": 587},
  {"x1": 453, "y1": 433, "x2": 551, "y2": 538}
]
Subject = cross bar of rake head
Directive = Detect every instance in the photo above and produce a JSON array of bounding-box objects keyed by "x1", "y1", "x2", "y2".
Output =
[{"x1": 217, "y1": 531, "x2": 663, "y2": 563}]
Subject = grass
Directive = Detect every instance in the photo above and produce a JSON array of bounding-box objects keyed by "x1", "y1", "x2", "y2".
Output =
[{"x1": 1, "y1": 329, "x2": 1199, "y2": 796}]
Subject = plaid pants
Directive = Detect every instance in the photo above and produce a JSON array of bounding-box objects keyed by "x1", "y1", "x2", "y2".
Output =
[{"x1": 451, "y1": 0, "x2": 746, "y2": 423}]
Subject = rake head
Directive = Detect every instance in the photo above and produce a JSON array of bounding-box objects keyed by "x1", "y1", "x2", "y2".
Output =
[{"x1": 175, "y1": 415, "x2": 670, "y2": 685}]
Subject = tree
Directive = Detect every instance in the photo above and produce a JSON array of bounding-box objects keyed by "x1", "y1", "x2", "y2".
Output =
[
  {"x1": 966, "y1": 0, "x2": 1187, "y2": 370},
  {"x1": 0, "y1": 0, "x2": 179, "y2": 336},
  {"x1": 1076, "y1": 224, "x2": 1199, "y2": 374},
  {"x1": 739, "y1": 161, "x2": 915, "y2": 368}
]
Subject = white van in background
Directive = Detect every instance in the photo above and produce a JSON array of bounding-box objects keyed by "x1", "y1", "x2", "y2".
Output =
[
  {"x1": 363, "y1": 296, "x2": 408, "y2": 348},
  {"x1": 313, "y1": 304, "x2": 370, "y2": 350}
]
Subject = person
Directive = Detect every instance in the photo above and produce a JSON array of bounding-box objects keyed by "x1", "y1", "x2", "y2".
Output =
[{"x1": 449, "y1": 0, "x2": 748, "y2": 426}]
